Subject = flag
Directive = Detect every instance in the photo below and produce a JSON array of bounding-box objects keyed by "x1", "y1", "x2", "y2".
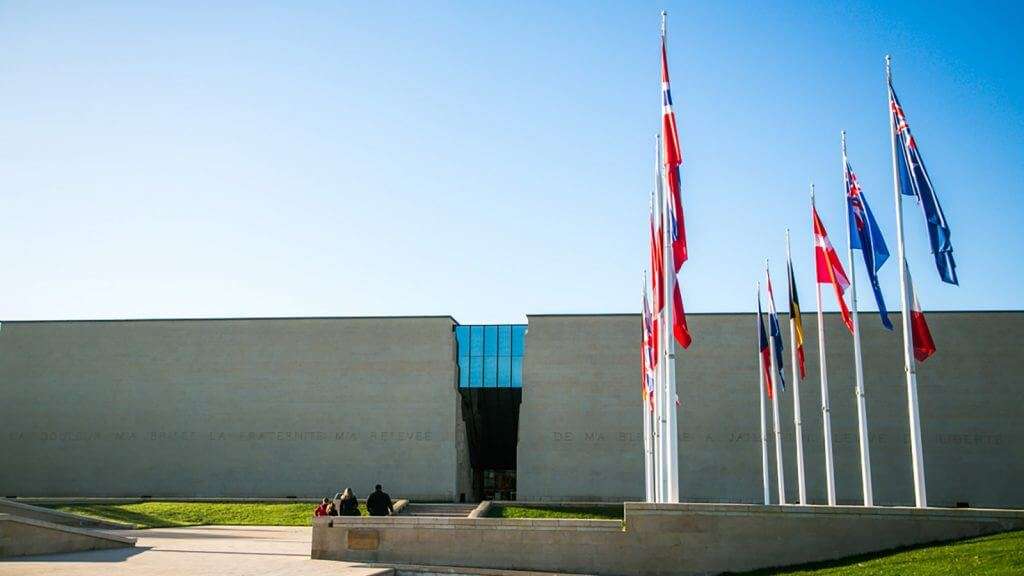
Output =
[
  {"x1": 765, "y1": 268, "x2": 786, "y2": 391},
  {"x1": 846, "y1": 158, "x2": 894, "y2": 330},
  {"x1": 641, "y1": 278, "x2": 657, "y2": 411},
  {"x1": 813, "y1": 205, "x2": 854, "y2": 334},
  {"x1": 660, "y1": 29, "x2": 691, "y2": 349},
  {"x1": 906, "y1": 265, "x2": 937, "y2": 362},
  {"x1": 661, "y1": 35, "x2": 686, "y2": 270},
  {"x1": 889, "y1": 79, "x2": 958, "y2": 285},
  {"x1": 757, "y1": 292, "x2": 774, "y2": 399},
  {"x1": 786, "y1": 255, "x2": 807, "y2": 379}
]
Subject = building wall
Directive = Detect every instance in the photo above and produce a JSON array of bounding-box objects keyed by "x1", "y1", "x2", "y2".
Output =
[
  {"x1": 517, "y1": 312, "x2": 1024, "y2": 508},
  {"x1": 0, "y1": 317, "x2": 461, "y2": 500}
]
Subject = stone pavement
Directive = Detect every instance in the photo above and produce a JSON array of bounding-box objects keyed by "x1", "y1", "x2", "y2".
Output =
[{"x1": 0, "y1": 525, "x2": 393, "y2": 576}]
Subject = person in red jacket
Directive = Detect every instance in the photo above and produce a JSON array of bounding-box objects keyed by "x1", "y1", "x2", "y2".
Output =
[{"x1": 314, "y1": 497, "x2": 330, "y2": 517}]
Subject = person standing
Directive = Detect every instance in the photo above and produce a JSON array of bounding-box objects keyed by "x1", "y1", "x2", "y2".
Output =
[{"x1": 339, "y1": 488, "x2": 360, "y2": 516}]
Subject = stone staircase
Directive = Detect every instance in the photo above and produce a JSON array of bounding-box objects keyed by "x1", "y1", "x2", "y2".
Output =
[{"x1": 398, "y1": 503, "x2": 478, "y2": 518}]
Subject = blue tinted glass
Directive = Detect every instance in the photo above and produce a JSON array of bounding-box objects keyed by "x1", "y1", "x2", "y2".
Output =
[
  {"x1": 458, "y1": 355, "x2": 469, "y2": 388},
  {"x1": 469, "y1": 355, "x2": 483, "y2": 388},
  {"x1": 484, "y1": 355, "x2": 497, "y2": 387},
  {"x1": 511, "y1": 356, "x2": 523, "y2": 388},
  {"x1": 470, "y1": 326, "x2": 484, "y2": 357},
  {"x1": 511, "y1": 326, "x2": 526, "y2": 356},
  {"x1": 484, "y1": 326, "x2": 498, "y2": 356},
  {"x1": 497, "y1": 325, "x2": 512, "y2": 356},
  {"x1": 456, "y1": 326, "x2": 471, "y2": 358},
  {"x1": 497, "y1": 354, "x2": 511, "y2": 387}
]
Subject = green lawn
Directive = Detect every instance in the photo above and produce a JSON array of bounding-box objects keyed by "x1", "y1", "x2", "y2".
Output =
[
  {"x1": 739, "y1": 529, "x2": 1024, "y2": 576},
  {"x1": 487, "y1": 504, "x2": 623, "y2": 520},
  {"x1": 46, "y1": 501, "x2": 365, "y2": 529}
]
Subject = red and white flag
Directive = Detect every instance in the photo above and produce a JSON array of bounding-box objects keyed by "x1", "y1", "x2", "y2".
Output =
[
  {"x1": 906, "y1": 266, "x2": 937, "y2": 362},
  {"x1": 812, "y1": 206, "x2": 854, "y2": 333}
]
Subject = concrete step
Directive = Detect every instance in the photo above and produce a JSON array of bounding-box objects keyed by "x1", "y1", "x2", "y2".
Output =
[
  {"x1": 399, "y1": 504, "x2": 478, "y2": 518},
  {"x1": 0, "y1": 498, "x2": 133, "y2": 530}
]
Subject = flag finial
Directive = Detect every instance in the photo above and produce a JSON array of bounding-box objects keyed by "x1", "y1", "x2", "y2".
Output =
[
  {"x1": 885, "y1": 55, "x2": 892, "y2": 81},
  {"x1": 841, "y1": 130, "x2": 847, "y2": 156},
  {"x1": 810, "y1": 182, "x2": 816, "y2": 203},
  {"x1": 661, "y1": 10, "x2": 667, "y2": 36}
]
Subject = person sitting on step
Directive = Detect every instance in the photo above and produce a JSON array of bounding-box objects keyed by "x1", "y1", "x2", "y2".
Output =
[
  {"x1": 338, "y1": 488, "x2": 360, "y2": 516},
  {"x1": 314, "y1": 497, "x2": 330, "y2": 517}
]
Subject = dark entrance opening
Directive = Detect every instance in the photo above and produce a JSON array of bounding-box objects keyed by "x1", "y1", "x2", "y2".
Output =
[
  {"x1": 455, "y1": 324, "x2": 526, "y2": 501},
  {"x1": 459, "y1": 388, "x2": 521, "y2": 501}
]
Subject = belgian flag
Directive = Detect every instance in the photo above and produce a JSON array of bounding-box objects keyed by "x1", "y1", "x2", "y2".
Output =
[{"x1": 787, "y1": 257, "x2": 807, "y2": 379}]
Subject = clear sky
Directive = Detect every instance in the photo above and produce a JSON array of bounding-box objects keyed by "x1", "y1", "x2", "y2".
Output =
[{"x1": 1, "y1": 1, "x2": 1021, "y2": 324}]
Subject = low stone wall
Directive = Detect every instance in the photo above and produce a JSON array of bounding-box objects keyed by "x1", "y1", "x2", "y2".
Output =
[
  {"x1": 0, "y1": 498, "x2": 133, "y2": 530},
  {"x1": 312, "y1": 502, "x2": 1024, "y2": 575},
  {"x1": 0, "y1": 514, "x2": 136, "y2": 558}
]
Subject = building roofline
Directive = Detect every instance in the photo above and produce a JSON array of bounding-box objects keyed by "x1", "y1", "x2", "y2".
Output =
[{"x1": 0, "y1": 314, "x2": 458, "y2": 325}]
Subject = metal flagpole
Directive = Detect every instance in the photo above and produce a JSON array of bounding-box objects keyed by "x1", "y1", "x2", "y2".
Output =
[
  {"x1": 652, "y1": 140, "x2": 665, "y2": 503},
  {"x1": 766, "y1": 261, "x2": 786, "y2": 505},
  {"x1": 785, "y1": 230, "x2": 807, "y2": 505},
  {"x1": 842, "y1": 131, "x2": 875, "y2": 507},
  {"x1": 642, "y1": 274, "x2": 655, "y2": 503},
  {"x1": 757, "y1": 283, "x2": 771, "y2": 505},
  {"x1": 660, "y1": 10, "x2": 680, "y2": 504},
  {"x1": 812, "y1": 184, "x2": 838, "y2": 506},
  {"x1": 886, "y1": 55, "x2": 927, "y2": 508}
]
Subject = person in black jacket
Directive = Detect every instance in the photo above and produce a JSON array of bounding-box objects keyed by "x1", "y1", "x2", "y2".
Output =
[
  {"x1": 338, "y1": 487, "x2": 360, "y2": 516},
  {"x1": 366, "y1": 484, "x2": 393, "y2": 516}
]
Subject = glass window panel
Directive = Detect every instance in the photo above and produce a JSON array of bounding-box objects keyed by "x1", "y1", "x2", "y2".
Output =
[
  {"x1": 484, "y1": 355, "x2": 498, "y2": 387},
  {"x1": 469, "y1": 355, "x2": 483, "y2": 388},
  {"x1": 458, "y1": 355, "x2": 469, "y2": 388},
  {"x1": 484, "y1": 325, "x2": 498, "y2": 356},
  {"x1": 511, "y1": 326, "x2": 527, "y2": 356},
  {"x1": 497, "y1": 325, "x2": 512, "y2": 356},
  {"x1": 511, "y1": 356, "x2": 523, "y2": 388},
  {"x1": 470, "y1": 326, "x2": 484, "y2": 357},
  {"x1": 497, "y1": 354, "x2": 511, "y2": 387},
  {"x1": 456, "y1": 326, "x2": 471, "y2": 358}
]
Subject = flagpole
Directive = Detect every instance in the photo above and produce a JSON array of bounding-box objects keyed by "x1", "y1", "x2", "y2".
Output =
[
  {"x1": 660, "y1": 9, "x2": 680, "y2": 504},
  {"x1": 887, "y1": 55, "x2": 927, "y2": 508},
  {"x1": 812, "y1": 184, "x2": 837, "y2": 506},
  {"x1": 652, "y1": 139, "x2": 665, "y2": 504},
  {"x1": 757, "y1": 283, "x2": 770, "y2": 505},
  {"x1": 842, "y1": 131, "x2": 875, "y2": 507},
  {"x1": 766, "y1": 261, "x2": 787, "y2": 505},
  {"x1": 642, "y1": 273, "x2": 655, "y2": 503},
  {"x1": 785, "y1": 229, "x2": 807, "y2": 505}
]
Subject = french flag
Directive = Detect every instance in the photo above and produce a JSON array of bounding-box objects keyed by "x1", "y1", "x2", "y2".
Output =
[{"x1": 757, "y1": 293, "x2": 774, "y2": 399}]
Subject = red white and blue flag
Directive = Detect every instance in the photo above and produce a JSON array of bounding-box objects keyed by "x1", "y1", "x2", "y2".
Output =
[
  {"x1": 659, "y1": 30, "x2": 691, "y2": 349},
  {"x1": 813, "y1": 205, "x2": 854, "y2": 334},
  {"x1": 889, "y1": 79, "x2": 958, "y2": 285},
  {"x1": 765, "y1": 269, "x2": 786, "y2": 392},
  {"x1": 641, "y1": 276, "x2": 657, "y2": 411},
  {"x1": 757, "y1": 291, "x2": 774, "y2": 399}
]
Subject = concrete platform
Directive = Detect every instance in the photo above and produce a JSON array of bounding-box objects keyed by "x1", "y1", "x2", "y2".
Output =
[
  {"x1": 0, "y1": 525, "x2": 393, "y2": 576},
  {"x1": 0, "y1": 514, "x2": 135, "y2": 558}
]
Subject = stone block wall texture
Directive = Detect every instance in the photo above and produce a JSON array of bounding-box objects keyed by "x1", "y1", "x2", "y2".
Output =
[
  {"x1": 518, "y1": 312, "x2": 1024, "y2": 507},
  {"x1": 310, "y1": 504, "x2": 1024, "y2": 575},
  {"x1": 0, "y1": 317, "x2": 461, "y2": 500}
]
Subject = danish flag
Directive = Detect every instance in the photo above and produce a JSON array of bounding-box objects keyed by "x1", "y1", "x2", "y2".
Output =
[{"x1": 812, "y1": 206, "x2": 854, "y2": 333}]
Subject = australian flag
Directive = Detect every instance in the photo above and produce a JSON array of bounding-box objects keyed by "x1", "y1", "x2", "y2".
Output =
[
  {"x1": 889, "y1": 79, "x2": 958, "y2": 285},
  {"x1": 846, "y1": 159, "x2": 893, "y2": 330}
]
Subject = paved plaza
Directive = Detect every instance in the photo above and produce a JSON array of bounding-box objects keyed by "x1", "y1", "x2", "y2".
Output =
[{"x1": 0, "y1": 525, "x2": 391, "y2": 576}]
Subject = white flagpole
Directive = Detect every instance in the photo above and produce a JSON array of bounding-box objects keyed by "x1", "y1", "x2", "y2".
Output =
[
  {"x1": 766, "y1": 261, "x2": 787, "y2": 505},
  {"x1": 652, "y1": 139, "x2": 665, "y2": 503},
  {"x1": 785, "y1": 230, "x2": 807, "y2": 505},
  {"x1": 842, "y1": 131, "x2": 875, "y2": 507},
  {"x1": 757, "y1": 283, "x2": 770, "y2": 505},
  {"x1": 812, "y1": 184, "x2": 838, "y2": 506},
  {"x1": 642, "y1": 274, "x2": 656, "y2": 503},
  {"x1": 886, "y1": 55, "x2": 927, "y2": 508},
  {"x1": 659, "y1": 11, "x2": 680, "y2": 504}
]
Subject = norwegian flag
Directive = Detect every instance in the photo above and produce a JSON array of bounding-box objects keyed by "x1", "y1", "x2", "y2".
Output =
[
  {"x1": 659, "y1": 30, "x2": 691, "y2": 349},
  {"x1": 812, "y1": 205, "x2": 854, "y2": 333}
]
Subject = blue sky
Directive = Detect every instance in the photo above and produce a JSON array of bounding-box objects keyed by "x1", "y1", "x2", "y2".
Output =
[{"x1": 1, "y1": 1, "x2": 1021, "y2": 323}]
